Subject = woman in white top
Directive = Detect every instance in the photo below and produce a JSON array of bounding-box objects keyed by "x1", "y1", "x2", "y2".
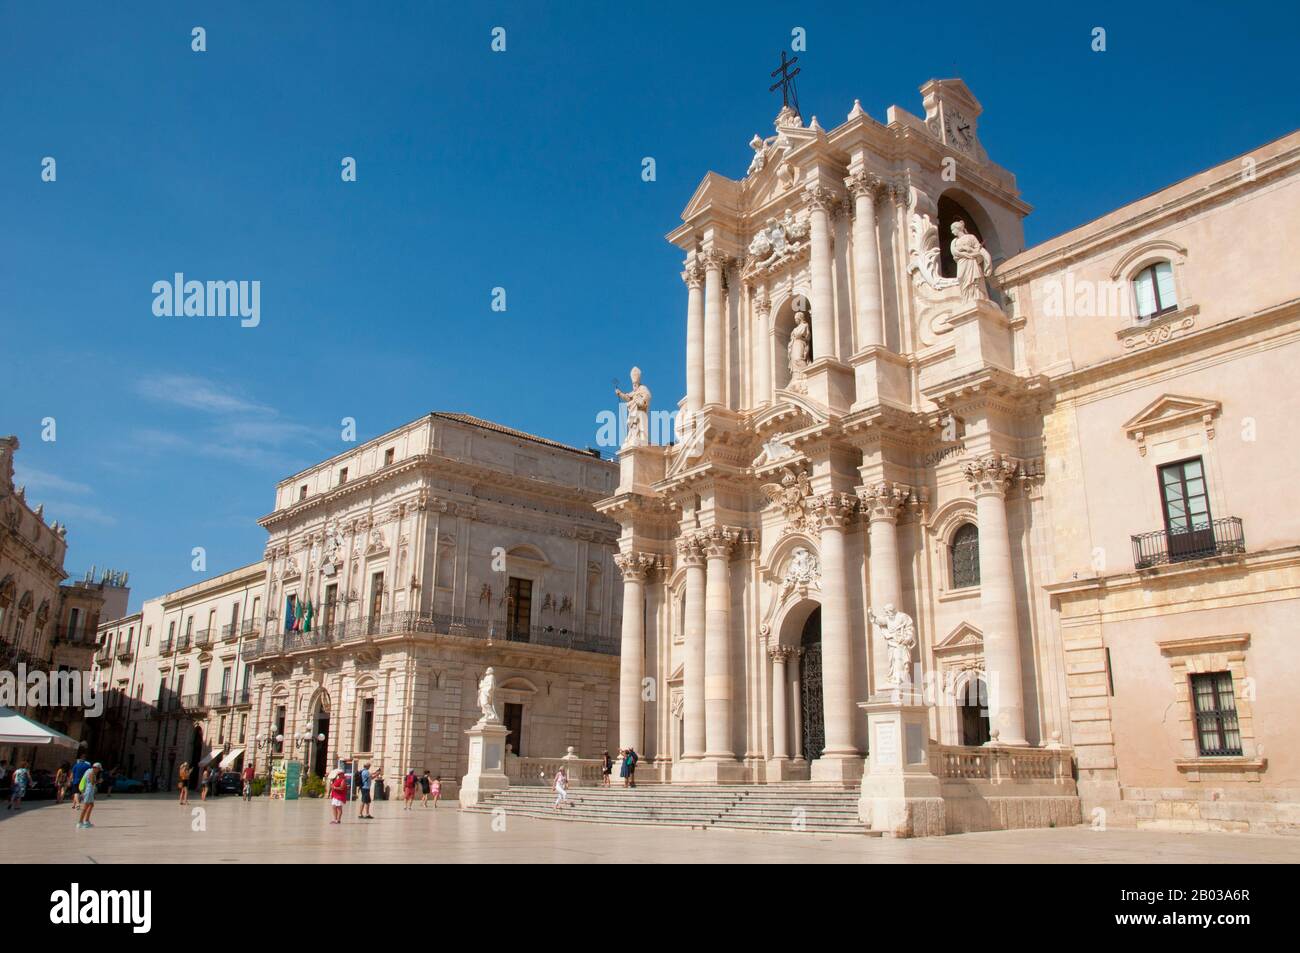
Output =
[{"x1": 552, "y1": 768, "x2": 569, "y2": 810}]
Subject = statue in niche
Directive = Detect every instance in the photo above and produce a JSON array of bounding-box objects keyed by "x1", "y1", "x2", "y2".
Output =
[
  {"x1": 787, "y1": 306, "x2": 811, "y2": 375},
  {"x1": 476, "y1": 667, "x2": 499, "y2": 725},
  {"x1": 869, "y1": 604, "x2": 917, "y2": 690},
  {"x1": 615, "y1": 366, "x2": 652, "y2": 448},
  {"x1": 950, "y1": 221, "x2": 993, "y2": 304}
]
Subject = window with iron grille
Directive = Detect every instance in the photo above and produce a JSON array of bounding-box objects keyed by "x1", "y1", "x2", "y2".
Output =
[
  {"x1": 950, "y1": 523, "x2": 980, "y2": 589},
  {"x1": 1191, "y1": 671, "x2": 1242, "y2": 756}
]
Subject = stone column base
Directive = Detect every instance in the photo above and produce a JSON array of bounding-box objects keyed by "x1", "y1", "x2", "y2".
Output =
[
  {"x1": 764, "y1": 758, "x2": 811, "y2": 782},
  {"x1": 459, "y1": 722, "x2": 511, "y2": 808},
  {"x1": 810, "y1": 754, "x2": 865, "y2": 785},
  {"x1": 859, "y1": 777, "x2": 946, "y2": 837}
]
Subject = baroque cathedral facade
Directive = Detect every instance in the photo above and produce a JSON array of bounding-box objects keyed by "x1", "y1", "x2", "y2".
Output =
[{"x1": 600, "y1": 79, "x2": 1300, "y2": 832}]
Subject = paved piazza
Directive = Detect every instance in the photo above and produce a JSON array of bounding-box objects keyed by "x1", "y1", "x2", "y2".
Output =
[{"x1": 2, "y1": 795, "x2": 1296, "y2": 864}]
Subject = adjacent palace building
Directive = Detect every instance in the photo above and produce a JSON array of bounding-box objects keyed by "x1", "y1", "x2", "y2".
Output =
[{"x1": 88, "y1": 78, "x2": 1298, "y2": 834}]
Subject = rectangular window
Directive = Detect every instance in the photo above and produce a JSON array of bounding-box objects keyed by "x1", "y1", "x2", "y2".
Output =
[
  {"x1": 324, "y1": 583, "x2": 338, "y2": 631},
  {"x1": 221, "y1": 667, "x2": 232, "y2": 702},
  {"x1": 1191, "y1": 671, "x2": 1242, "y2": 756},
  {"x1": 338, "y1": 467, "x2": 348, "y2": 484},
  {"x1": 370, "y1": 573, "x2": 384, "y2": 618},
  {"x1": 196, "y1": 667, "x2": 209, "y2": 699},
  {"x1": 299, "y1": 484, "x2": 308, "y2": 501},
  {"x1": 506, "y1": 577, "x2": 532, "y2": 641},
  {"x1": 239, "y1": 714, "x2": 247, "y2": 744},
  {"x1": 384, "y1": 448, "x2": 395, "y2": 466},
  {"x1": 145, "y1": 625, "x2": 151, "y2": 647},
  {"x1": 274, "y1": 705, "x2": 286, "y2": 753},
  {"x1": 1158, "y1": 457, "x2": 1214, "y2": 560},
  {"x1": 359, "y1": 697, "x2": 375, "y2": 752}
]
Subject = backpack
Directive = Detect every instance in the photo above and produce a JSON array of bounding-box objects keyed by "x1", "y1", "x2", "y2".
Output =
[{"x1": 78, "y1": 771, "x2": 90, "y2": 793}]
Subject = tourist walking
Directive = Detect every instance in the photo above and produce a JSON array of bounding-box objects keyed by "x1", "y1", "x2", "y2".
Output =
[
  {"x1": 328, "y1": 769, "x2": 347, "y2": 824},
  {"x1": 601, "y1": 750, "x2": 612, "y2": 787},
  {"x1": 177, "y1": 762, "x2": 191, "y2": 805},
  {"x1": 552, "y1": 767, "x2": 569, "y2": 810},
  {"x1": 69, "y1": 754, "x2": 91, "y2": 811},
  {"x1": 199, "y1": 765, "x2": 210, "y2": 801},
  {"x1": 402, "y1": 769, "x2": 417, "y2": 810},
  {"x1": 625, "y1": 747, "x2": 639, "y2": 788},
  {"x1": 242, "y1": 762, "x2": 255, "y2": 801},
  {"x1": 358, "y1": 763, "x2": 373, "y2": 818},
  {"x1": 430, "y1": 776, "x2": 441, "y2": 808},
  {"x1": 419, "y1": 770, "x2": 431, "y2": 807},
  {"x1": 54, "y1": 763, "x2": 69, "y2": 804},
  {"x1": 7, "y1": 761, "x2": 31, "y2": 810},
  {"x1": 77, "y1": 763, "x2": 100, "y2": 828}
]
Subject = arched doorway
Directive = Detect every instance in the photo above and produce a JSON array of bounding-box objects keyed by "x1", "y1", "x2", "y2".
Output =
[
  {"x1": 799, "y1": 607, "x2": 824, "y2": 762},
  {"x1": 310, "y1": 698, "x2": 331, "y2": 778},
  {"x1": 956, "y1": 673, "x2": 990, "y2": 746}
]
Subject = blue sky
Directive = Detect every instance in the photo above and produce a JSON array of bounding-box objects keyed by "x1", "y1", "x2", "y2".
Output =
[{"x1": 2, "y1": 1, "x2": 1295, "y2": 612}]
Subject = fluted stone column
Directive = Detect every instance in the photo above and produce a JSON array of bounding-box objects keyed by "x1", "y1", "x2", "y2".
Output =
[
  {"x1": 703, "y1": 250, "x2": 726, "y2": 406},
  {"x1": 846, "y1": 171, "x2": 885, "y2": 351},
  {"x1": 678, "y1": 535, "x2": 707, "y2": 760},
  {"x1": 810, "y1": 492, "x2": 861, "y2": 775},
  {"x1": 753, "y1": 292, "x2": 772, "y2": 406},
  {"x1": 768, "y1": 645, "x2": 793, "y2": 760},
  {"x1": 615, "y1": 552, "x2": 654, "y2": 753},
  {"x1": 806, "y1": 187, "x2": 837, "y2": 360},
  {"x1": 683, "y1": 262, "x2": 705, "y2": 415},
  {"x1": 701, "y1": 527, "x2": 737, "y2": 760},
  {"x1": 964, "y1": 454, "x2": 1028, "y2": 746},
  {"x1": 858, "y1": 481, "x2": 908, "y2": 694}
]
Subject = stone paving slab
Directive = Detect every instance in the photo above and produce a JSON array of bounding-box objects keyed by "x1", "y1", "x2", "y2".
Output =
[{"x1": 3, "y1": 795, "x2": 1297, "y2": 864}]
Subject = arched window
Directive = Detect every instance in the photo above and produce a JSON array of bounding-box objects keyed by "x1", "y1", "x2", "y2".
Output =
[
  {"x1": 1133, "y1": 261, "x2": 1177, "y2": 320},
  {"x1": 950, "y1": 523, "x2": 980, "y2": 588}
]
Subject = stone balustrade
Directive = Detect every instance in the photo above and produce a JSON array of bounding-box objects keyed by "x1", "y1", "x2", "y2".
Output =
[
  {"x1": 930, "y1": 743, "x2": 1073, "y2": 784},
  {"x1": 505, "y1": 748, "x2": 605, "y2": 787}
]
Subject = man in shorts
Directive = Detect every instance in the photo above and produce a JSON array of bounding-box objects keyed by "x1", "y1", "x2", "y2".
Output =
[{"x1": 358, "y1": 762, "x2": 373, "y2": 819}]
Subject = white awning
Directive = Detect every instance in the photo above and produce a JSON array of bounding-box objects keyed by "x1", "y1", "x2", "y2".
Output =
[
  {"x1": 219, "y1": 748, "x2": 245, "y2": 769},
  {"x1": 198, "y1": 747, "x2": 223, "y2": 767},
  {"x1": 0, "y1": 706, "x2": 80, "y2": 746}
]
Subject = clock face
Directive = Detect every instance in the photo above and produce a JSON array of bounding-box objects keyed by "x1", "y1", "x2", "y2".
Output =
[{"x1": 945, "y1": 108, "x2": 974, "y2": 150}]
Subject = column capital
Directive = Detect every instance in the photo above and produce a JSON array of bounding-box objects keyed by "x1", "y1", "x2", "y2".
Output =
[
  {"x1": 962, "y1": 453, "x2": 1023, "y2": 497},
  {"x1": 804, "y1": 184, "x2": 842, "y2": 214},
  {"x1": 681, "y1": 261, "x2": 704, "y2": 289},
  {"x1": 808, "y1": 491, "x2": 857, "y2": 529},
  {"x1": 676, "y1": 533, "x2": 706, "y2": 568},
  {"x1": 856, "y1": 480, "x2": 925, "y2": 522},
  {"x1": 700, "y1": 248, "x2": 731, "y2": 272},
  {"x1": 768, "y1": 644, "x2": 796, "y2": 664},
  {"x1": 697, "y1": 526, "x2": 740, "y2": 559},
  {"x1": 752, "y1": 289, "x2": 771, "y2": 317},
  {"x1": 614, "y1": 551, "x2": 659, "y2": 581},
  {"x1": 844, "y1": 170, "x2": 887, "y2": 201}
]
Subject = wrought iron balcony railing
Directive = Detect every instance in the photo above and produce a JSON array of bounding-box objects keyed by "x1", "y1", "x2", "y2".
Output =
[
  {"x1": 159, "y1": 638, "x2": 174, "y2": 656},
  {"x1": 1132, "y1": 516, "x2": 1245, "y2": 569},
  {"x1": 194, "y1": 629, "x2": 212, "y2": 647},
  {"x1": 240, "y1": 619, "x2": 260, "y2": 637},
  {"x1": 239, "y1": 611, "x2": 618, "y2": 660},
  {"x1": 221, "y1": 623, "x2": 238, "y2": 641}
]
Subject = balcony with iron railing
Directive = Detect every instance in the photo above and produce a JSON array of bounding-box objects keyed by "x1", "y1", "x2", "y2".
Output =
[
  {"x1": 1132, "y1": 517, "x2": 1245, "y2": 569},
  {"x1": 208, "y1": 687, "x2": 252, "y2": 708},
  {"x1": 240, "y1": 619, "x2": 260, "y2": 637},
  {"x1": 179, "y1": 693, "x2": 210, "y2": 713},
  {"x1": 159, "y1": 637, "x2": 174, "y2": 656},
  {"x1": 115, "y1": 642, "x2": 134, "y2": 662},
  {"x1": 221, "y1": 623, "x2": 239, "y2": 642},
  {"x1": 194, "y1": 628, "x2": 212, "y2": 648},
  {"x1": 240, "y1": 610, "x2": 618, "y2": 661}
]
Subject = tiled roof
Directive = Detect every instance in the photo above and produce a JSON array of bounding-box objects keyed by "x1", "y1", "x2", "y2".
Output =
[{"x1": 430, "y1": 413, "x2": 601, "y2": 458}]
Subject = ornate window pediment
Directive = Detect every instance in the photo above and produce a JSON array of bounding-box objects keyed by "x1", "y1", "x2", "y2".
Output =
[
  {"x1": 1122, "y1": 394, "x2": 1221, "y2": 456},
  {"x1": 935, "y1": 621, "x2": 983, "y2": 657}
]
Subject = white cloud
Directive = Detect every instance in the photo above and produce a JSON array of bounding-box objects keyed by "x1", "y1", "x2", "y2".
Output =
[
  {"x1": 136, "y1": 375, "x2": 271, "y2": 415},
  {"x1": 13, "y1": 466, "x2": 92, "y2": 496}
]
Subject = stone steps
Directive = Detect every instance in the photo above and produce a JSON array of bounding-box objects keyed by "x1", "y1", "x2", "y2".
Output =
[{"x1": 469, "y1": 784, "x2": 875, "y2": 835}]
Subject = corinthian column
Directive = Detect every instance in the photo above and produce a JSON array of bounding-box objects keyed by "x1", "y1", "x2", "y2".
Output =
[
  {"x1": 964, "y1": 454, "x2": 1028, "y2": 746},
  {"x1": 810, "y1": 492, "x2": 860, "y2": 775},
  {"x1": 857, "y1": 481, "x2": 908, "y2": 694},
  {"x1": 845, "y1": 171, "x2": 885, "y2": 351},
  {"x1": 806, "y1": 186, "x2": 837, "y2": 361},
  {"x1": 678, "y1": 535, "x2": 707, "y2": 760},
  {"x1": 701, "y1": 526, "x2": 738, "y2": 760},
  {"x1": 683, "y1": 262, "x2": 705, "y2": 415},
  {"x1": 702, "y1": 250, "x2": 726, "y2": 406},
  {"x1": 768, "y1": 645, "x2": 793, "y2": 760},
  {"x1": 752, "y1": 291, "x2": 772, "y2": 406},
  {"x1": 615, "y1": 552, "x2": 654, "y2": 752}
]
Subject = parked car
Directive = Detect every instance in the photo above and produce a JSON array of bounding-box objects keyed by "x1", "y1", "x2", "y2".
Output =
[
  {"x1": 111, "y1": 776, "x2": 146, "y2": 794},
  {"x1": 215, "y1": 771, "x2": 243, "y2": 795}
]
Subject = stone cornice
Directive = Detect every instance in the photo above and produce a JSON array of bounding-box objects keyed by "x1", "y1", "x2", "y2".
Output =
[{"x1": 1044, "y1": 545, "x2": 1300, "y2": 602}]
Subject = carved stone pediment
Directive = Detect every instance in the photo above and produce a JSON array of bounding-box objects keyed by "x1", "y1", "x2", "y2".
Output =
[
  {"x1": 935, "y1": 621, "x2": 983, "y2": 656},
  {"x1": 1122, "y1": 394, "x2": 1221, "y2": 455}
]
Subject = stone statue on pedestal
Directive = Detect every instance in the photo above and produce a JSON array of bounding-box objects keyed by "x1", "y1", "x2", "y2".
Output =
[
  {"x1": 787, "y1": 307, "x2": 811, "y2": 389},
  {"x1": 869, "y1": 604, "x2": 916, "y2": 690},
  {"x1": 615, "y1": 366, "x2": 652, "y2": 448},
  {"x1": 949, "y1": 221, "x2": 993, "y2": 304},
  {"x1": 476, "y1": 667, "x2": 499, "y2": 725}
]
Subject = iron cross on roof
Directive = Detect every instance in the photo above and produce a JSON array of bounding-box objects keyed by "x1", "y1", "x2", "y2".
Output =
[{"x1": 769, "y1": 51, "x2": 801, "y2": 115}]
